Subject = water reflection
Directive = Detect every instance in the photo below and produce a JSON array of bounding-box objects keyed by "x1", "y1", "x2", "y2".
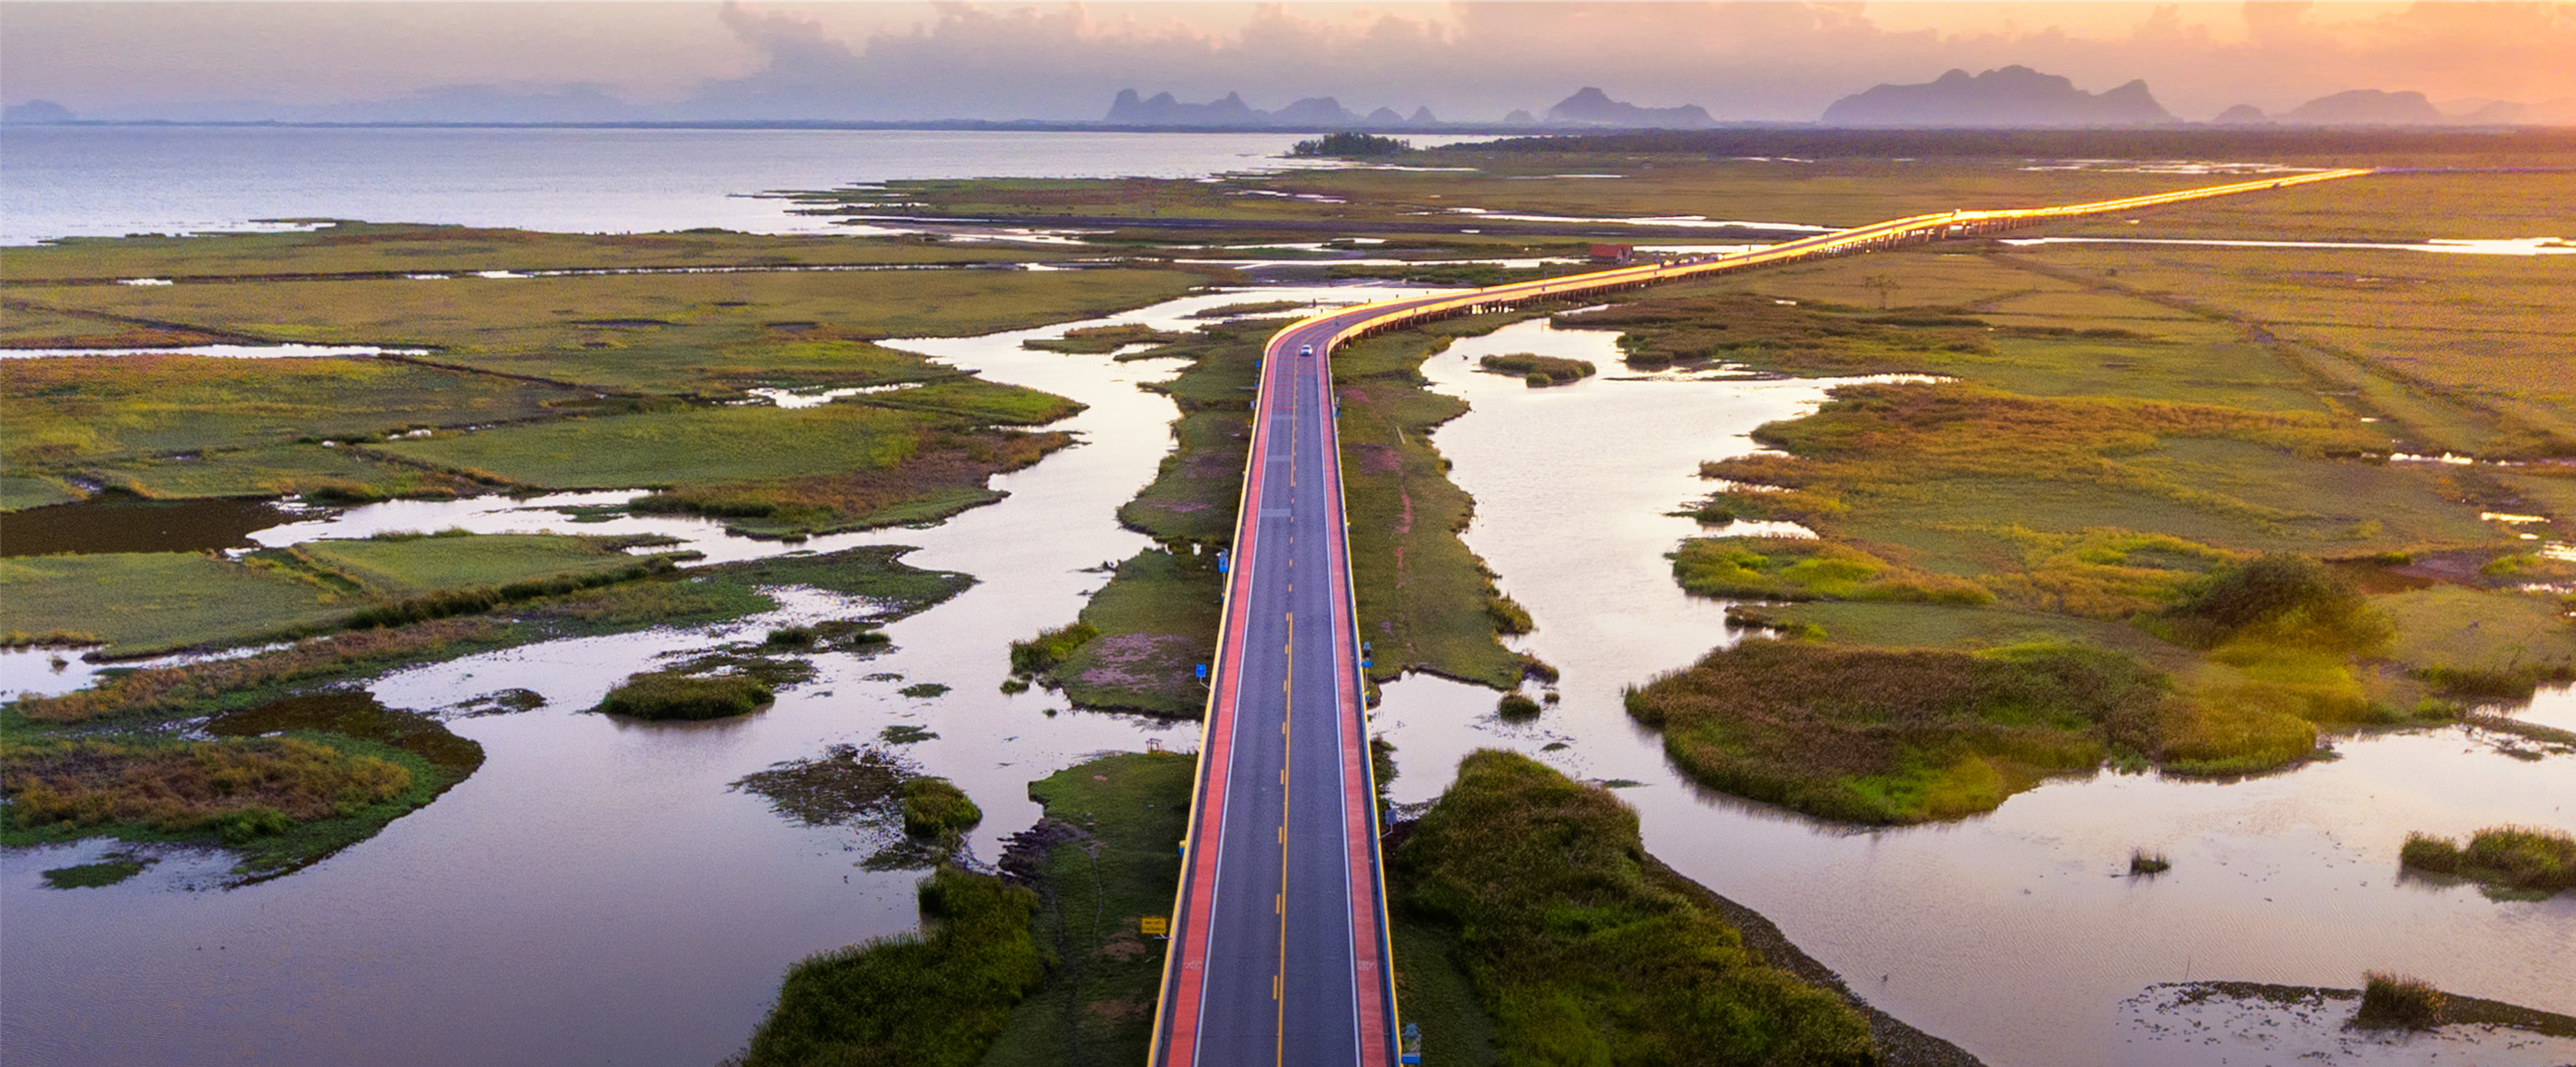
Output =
[
  {"x1": 1, "y1": 495, "x2": 289, "y2": 556},
  {"x1": 1374, "y1": 314, "x2": 2576, "y2": 1066}
]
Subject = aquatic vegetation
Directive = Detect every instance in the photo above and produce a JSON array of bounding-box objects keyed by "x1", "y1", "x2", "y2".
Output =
[
  {"x1": 730, "y1": 866, "x2": 1045, "y2": 1067},
  {"x1": 0, "y1": 550, "x2": 375, "y2": 656},
  {"x1": 1485, "y1": 593, "x2": 1534, "y2": 636},
  {"x1": 1021, "y1": 323, "x2": 1188, "y2": 354},
  {"x1": 1625, "y1": 640, "x2": 2175, "y2": 823},
  {"x1": 1670, "y1": 536, "x2": 1992, "y2": 605},
  {"x1": 899, "y1": 777, "x2": 981, "y2": 838},
  {"x1": 1475, "y1": 352, "x2": 1594, "y2": 386},
  {"x1": 40, "y1": 855, "x2": 155, "y2": 889},
  {"x1": 1496, "y1": 693, "x2": 1542, "y2": 720},
  {"x1": 2354, "y1": 972, "x2": 2446, "y2": 1029},
  {"x1": 2128, "y1": 850, "x2": 2171, "y2": 876},
  {"x1": 1394, "y1": 750, "x2": 1874, "y2": 1065},
  {"x1": 2399, "y1": 825, "x2": 2576, "y2": 896},
  {"x1": 593, "y1": 671, "x2": 774, "y2": 720},
  {"x1": 2159, "y1": 553, "x2": 2392, "y2": 655},
  {"x1": 1009, "y1": 621, "x2": 1100, "y2": 677},
  {"x1": 1, "y1": 352, "x2": 572, "y2": 475}
]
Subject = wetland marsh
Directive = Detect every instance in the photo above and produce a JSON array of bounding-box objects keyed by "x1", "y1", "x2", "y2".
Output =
[{"x1": 6, "y1": 129, "x2": 2571, "y2": 1066}]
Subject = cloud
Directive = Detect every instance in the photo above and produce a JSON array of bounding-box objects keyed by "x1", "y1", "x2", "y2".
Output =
[{"x1": 7, "y1": 2, "x2": 2570, "y2": 123}]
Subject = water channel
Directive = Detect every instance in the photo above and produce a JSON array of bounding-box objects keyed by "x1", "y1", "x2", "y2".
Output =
[{"x1": 4, "y1": 293, "x2": 2570, "y2": 1066}]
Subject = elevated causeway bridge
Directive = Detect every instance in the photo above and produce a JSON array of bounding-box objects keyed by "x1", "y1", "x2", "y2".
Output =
[{"x1": 1145, "y1": 167, "x2": 2374, "y2": 1067}]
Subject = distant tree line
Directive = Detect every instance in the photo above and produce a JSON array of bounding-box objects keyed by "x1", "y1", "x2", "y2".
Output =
[
  {"x1": 1289, "y1": 132, "x2": 1413, "y2": 157},
  {"x1": 1455, "y1": 127, "x2": 2576, "y2": 159}
]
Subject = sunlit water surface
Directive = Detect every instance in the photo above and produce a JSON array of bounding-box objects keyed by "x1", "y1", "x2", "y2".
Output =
[{"x1": 0, "y1": 126, "x2": 1478, "y2": 245}]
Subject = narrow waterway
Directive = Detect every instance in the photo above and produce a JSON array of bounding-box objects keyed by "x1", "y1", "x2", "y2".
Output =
[
  {"x1": 0, "y1": 282, "x2": 1451, "y2": 1067},
  {"x1": 1371, "y1": 315, "x2": 2576, "y2": 1066}
]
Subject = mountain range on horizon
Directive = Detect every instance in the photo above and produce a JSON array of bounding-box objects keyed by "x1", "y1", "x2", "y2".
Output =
[
  {"x1": 7, "y1": 73, "x2": 2571, "y2": 130},
  {"x1": 1822, "y1": 65, "x2": 2169, "y2": 127}
]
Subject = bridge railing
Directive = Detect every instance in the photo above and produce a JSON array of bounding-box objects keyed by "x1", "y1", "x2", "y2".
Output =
[{"x1": 1291, "y1": 167, "x2": 2375, "y2": 353}]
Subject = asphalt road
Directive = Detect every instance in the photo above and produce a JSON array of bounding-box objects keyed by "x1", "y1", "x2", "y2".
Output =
[{"x1": 1155, "y1": 307, "x2": 1400, "y2": 1067}]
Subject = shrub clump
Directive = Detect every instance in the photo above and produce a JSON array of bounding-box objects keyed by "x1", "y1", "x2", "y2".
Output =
[
  {"x1": 1478, "y1": 352, "x2": 1596, "y2": 386},
  {"x1": 900, "y1": 777, "x2": 983, "y2": 838},
  {"x1": 1626, "y1": 640, "x2": 2169, "y2": 822},
  {"x1": 1487, "y1": 593, "x2": 1535, "y2": 636},
  {"x1": 1397, "y1": 750, "x2": 1874, "y2": 1065},
  {"x1": 2161, "y1": 553, "x2": 2391, "y2": 654},
  {"x1": 2399, "y1": 825, "x2": 2575, "y2": 895},
  {"x1": 732, "y1": 866, "x2": 1045, "y2": 1067},
  {"x1": 595, "y1": 671, "x2": 774, "y2": 720},
  {"x1": 2129, "y1": 849, "x2": 2171, "y2": 875},
  {"x1": 1, "y1": 737, "x2": 413, "y2": 839},
  {"x1": 1008, "y1": 621, "x2": 1099, "y2": 676},
  {"x1": 2354, "y1": 971, "x2": 2446, "y2": 1028}
]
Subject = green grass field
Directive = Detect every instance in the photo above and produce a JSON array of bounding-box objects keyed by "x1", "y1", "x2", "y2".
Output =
[
  {"x1": 291, "y1": 534, "x2": 650, "y2": 598},
  {"x1": 3, "y1": 352, "x2": 575, "y2": 467},
  {"x1": 0, "y1": 533, "x2": 677, "y2": 655},
  {"x1": 1394, "y1": 750, "x2": 1874, "y2": 1063},
  {"x1": 0, "y1": 551, "x2": 351, "y2": 654}
]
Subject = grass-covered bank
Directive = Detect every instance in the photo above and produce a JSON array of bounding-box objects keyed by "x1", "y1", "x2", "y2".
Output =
[
  {"x1": 1332, "y1": 310, "x2": 1558, "y2": 690},
  {"x1": 979, "y1": 751, "x2": 1196, "y2": 1067},
  {"x1": 1391, "y1": 750, "x2": 1879, "y2": 1064},
  {"x1": 730, "y1": 866, "x2": 1046, "y2": 1067},
  {"x1": 1631, "y1": 552, "x2": 2490, "y2": 822},
  {"x1": 2399, "y1": 825, "x2": 2575, "y2": 899},
  {"x1": 1009, "y1": 549, "x2": 1224, "y2": 717}
]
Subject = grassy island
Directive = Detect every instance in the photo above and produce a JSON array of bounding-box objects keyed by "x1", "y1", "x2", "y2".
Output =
[{"x1": 2400, "y1": 825, "x2": 2575, "y2": 898}]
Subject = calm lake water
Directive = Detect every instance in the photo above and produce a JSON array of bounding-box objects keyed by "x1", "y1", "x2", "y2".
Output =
[{"x1": 0, "y1": 126, "x2": 1474, "y2": 245}]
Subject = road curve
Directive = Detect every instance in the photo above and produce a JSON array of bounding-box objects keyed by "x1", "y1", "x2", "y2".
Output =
[{"x1": 1144, "y1": 166, "x2": 2375, "y2": 1067}]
